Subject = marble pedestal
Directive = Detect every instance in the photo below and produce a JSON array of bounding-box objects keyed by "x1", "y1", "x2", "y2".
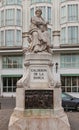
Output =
[{"x1": 8, "y1": 52, "x2": 70, "y2": 130}]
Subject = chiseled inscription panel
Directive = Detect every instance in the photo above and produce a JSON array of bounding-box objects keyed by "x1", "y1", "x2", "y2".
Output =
[
  {"x1": 30, "y1": 67, "x2": 48, "y2": 82},
  {"x1": 25, "y1": 90, "x2": 53, "y2": 109}
]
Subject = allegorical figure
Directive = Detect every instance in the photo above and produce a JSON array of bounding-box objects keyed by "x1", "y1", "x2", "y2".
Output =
[{"x1": 28, "y1": 9, "x2": 52, "y2": 53}]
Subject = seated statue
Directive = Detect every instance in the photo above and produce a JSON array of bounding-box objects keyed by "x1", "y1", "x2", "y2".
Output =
[{"x1": 27, "y1": 9, "x2": 52, "y2": 53}]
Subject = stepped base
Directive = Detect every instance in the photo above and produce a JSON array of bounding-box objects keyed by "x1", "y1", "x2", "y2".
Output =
[{"x1": 8, "y1": 109, "x2": 70, "y2": 130}]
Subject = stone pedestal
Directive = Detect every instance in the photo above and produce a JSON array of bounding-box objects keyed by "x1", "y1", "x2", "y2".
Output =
[{"x1": 8, "y1": 52, "x2": 70, "y2": 130}]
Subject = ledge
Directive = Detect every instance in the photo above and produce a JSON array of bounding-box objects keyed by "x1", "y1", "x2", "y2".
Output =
[
  {"x1": 60, "y1": 44, "x2": 79, "y2": 48},
  {"x1": 0, "y1": 46, "x2": 22, "y2": 50}
]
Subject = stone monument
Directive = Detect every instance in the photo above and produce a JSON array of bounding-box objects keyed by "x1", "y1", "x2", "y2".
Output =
[{"x1": 8, "y1": 9, "x2": 70, "y2": 130}]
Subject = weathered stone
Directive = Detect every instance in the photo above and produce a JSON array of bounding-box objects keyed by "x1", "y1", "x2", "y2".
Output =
[
  {"x1": 8, "y1": 52, "x2": 70, "y2": 130},
  {"x1": 8, "y1": 10, "x2": 70, "y2": 130}
]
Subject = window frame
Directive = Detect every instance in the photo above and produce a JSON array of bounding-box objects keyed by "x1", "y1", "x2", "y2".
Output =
[
  {"x1": 2, "y1": 76, "x2": 22, "y2": 92},
  {"x1": 68, "y1": 4, "x2": 78, "y2": 22},
  {"x1": 2, "y1": 55, "x2": 23, "y2": 69},
  {"x1": 5, "y1": 9, "x2": 15, "y2": 26}
]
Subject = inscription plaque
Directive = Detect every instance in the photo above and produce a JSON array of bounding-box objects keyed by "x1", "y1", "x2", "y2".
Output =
[
  {"x1": 25, "y1": 90, "x2": 53, "y2": 109},
  {"x1": 30, "y1": 67, "x2": 48, "y2": 83}
]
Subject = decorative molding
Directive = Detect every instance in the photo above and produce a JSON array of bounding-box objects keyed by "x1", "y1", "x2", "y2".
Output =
[
  {"x1": 22, "y1": 32, "x2": 29, "y2": 38},
  {"x1": 53, "y1": 31, "x2": 60, "y2": 36}
]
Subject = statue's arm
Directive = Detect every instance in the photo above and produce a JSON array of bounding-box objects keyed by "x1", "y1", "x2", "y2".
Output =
[
  {"x1": 31, "y1": 16, "x2": 47, "y2": 26},
  {"x1": 31, "y1": 17, "x2": 37, "y2": 25}
]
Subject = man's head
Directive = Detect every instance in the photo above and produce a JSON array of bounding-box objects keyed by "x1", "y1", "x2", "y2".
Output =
[{"x1": 35, "y1": 9, "x2": 42, "y2": 17}]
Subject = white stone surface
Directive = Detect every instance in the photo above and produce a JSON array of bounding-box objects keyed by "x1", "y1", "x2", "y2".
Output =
[
  {"x1": 8, "y1": 52, "x2": 70, "y2": 130},
  {"x1": 30, "y1": 66, "x2": 48, "y2": 83},
  {"x1": 54, "y1": 88, "x2": 62, "y2": 109},
  {"x1": 16, "y1": 87, "x2": 25, "y2": 110},
  {"x1": 17, "y1": 52, "x2": 55, "y2": 89},
  {"x1": 9, "y1": 110, "x2": 70, "y2": 130}
]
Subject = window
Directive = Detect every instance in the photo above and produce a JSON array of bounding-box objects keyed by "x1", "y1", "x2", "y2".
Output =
[
  {"x1": 31, "y1": 0, "x2": 34, "y2": 4},
  {"x1": 0, "y1": 29, "x2": 22, "y2": 47},
  {"x1": 2, "y1": 56, "x2": 23, "y2": 68},
  {"x1": 6, "y1": 0, "x2": 15, "y2": 5},
  {"x1": 30, "y1": 8, "x2": 34, "y2": 17},
  {"x1": 72, "y1": 77, "x2": 77, "y2": 86},
  {"x1": 61, "y1": 76, "x2": 79, "y2": 92},
  {"x1": 17, "y1": 0, "x2": 22, "y2": 5},
  {"x1": 68, "y1": 4, "x2": 78, "y2": 22},
  {"x1": 5, "y1": 30, "x2": 14, "y2": 46},
  {"x1": 60, "y1": 54, "x2": 79, "y2": 68},
  {"x1": 42, "y1": 6, "x2": 46, "y2": 20},
  {"x1": 61, "y1": 27, "x2": 66, "y2": 44},
  {"x1": 66, "y1": 77, "x2": 71, "y2": 86},
  {"x1": 1, "y1": 10, "x2": 4, "y2": 26},
  {"x1": 3, "y1": 76, "x2": 22, "y2": 92},
  {"x1": 61, "y1": 6, "x2": 66, "y2": 23},
  {"x1": 68, "y1": 26, "x2": 78, "y2": 44},
  {"x1": 5, "y1": 9, "x2": 15, "y2": 25},
  {"x1": 0, "y1": 31, "x2": 4, "y2": 46},
  {"x1": 61, "y1": 0, "x2": 66, "y2": 2},
  {"x1": 16, "y1": 30, "x2": 22, "y2": 46},
  {"x1": 48, "y1": 28, "x2": 52, "y2": 43},
  {"x1": 31, "y1": 0, "x2": 51, "y2": 4},
  {"x1": 47, "y1": 7, "x2": 51, "y2": 23},
  {"x1": 16, "y1": 9, "x2": 21, "y2": 26},
  {"x1": 2, "y1": 0, "x2": 22, "y2": 5}
]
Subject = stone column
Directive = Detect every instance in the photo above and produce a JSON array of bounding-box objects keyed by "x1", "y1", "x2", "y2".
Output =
[{"x1": 53, "y1": 30, "x2": 60, "y2": 47}]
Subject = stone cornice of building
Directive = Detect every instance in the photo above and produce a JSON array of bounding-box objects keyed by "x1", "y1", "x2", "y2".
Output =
[
  {"x1": 0, "y1": 47, "x2": 78, "y2": 54},
  {"x1": 0, "y1": 46, "x2": 22, "y2": 50},
  {"x1": 60, "y1": 44, "x2": 79, "y2": 48},
  {"x1": 52, "y1": 47, "x2": 79, "y2": 53},
  {"x1": 0, "y1": 45, "x2": 78, "y2": 54},
  {"x1": 0, "y1": 46, "x2": 23, "y2": 55}
]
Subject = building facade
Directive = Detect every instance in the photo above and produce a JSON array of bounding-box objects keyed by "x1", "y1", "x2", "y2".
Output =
[
  {"x1": 0, "y1": 0, "x2": 79, "y2": 97},
  {"x1": 0, "y1": 0, "x2": 23, "y2": 97}
]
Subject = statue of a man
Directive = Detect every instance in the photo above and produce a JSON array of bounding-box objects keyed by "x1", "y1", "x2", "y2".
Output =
[{"x1": 28, "y1": 9, "x2": 51, "y2": 53}]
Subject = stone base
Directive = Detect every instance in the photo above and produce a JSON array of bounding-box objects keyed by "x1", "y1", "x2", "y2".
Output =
[
  {"x1": 8, "y1": 52, "x2": 70, "y2": 130},
  {"x1": 8, "y1": 109, "x2": 70, "y2": 130}
]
